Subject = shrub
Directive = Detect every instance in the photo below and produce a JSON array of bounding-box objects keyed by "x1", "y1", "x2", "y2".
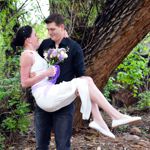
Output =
[{"x1": 138, "y1": 91, "x2": 150, "y2": 109}]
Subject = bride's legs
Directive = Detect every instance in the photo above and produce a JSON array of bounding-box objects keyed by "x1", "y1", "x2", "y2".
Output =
[
  {"x1": 77, "y1": 76, "x2": 141, "y2": 137},
  {"x1": 90, "y1": 100, "x2": 116, "y2": 138},
  {"x1": 80, "y1": 76, "x2": 124, "y2": 120},
  {"x1": 91, "y1": 101, "x2": 109, "y2": 130}
]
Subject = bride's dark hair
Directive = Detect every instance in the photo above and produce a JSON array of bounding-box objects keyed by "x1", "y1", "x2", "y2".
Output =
[{"x1": 12, "y1": 25, "x2": 32, "y2": 47}]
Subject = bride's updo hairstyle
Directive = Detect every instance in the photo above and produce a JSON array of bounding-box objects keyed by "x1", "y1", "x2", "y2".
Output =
[{"x1": 12, "y1": 25, "x2": 32, "y2": 47}]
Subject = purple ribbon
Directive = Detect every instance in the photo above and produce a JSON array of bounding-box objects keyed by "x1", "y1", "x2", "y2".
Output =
[
  {"x1": 31, "y1": 65, "x2": 60, "y2": 93},
  {"x1": 49, "y1": 65, "x2": 60, "y2": 84}
]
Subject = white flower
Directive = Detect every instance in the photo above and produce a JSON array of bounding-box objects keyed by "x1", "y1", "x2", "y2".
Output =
[
  {"x1": 60, "y1": 48, "x2": 66, "y2": 51},
  {"x1": 57, "y1": 54, "x2": 60, "y2": 58},
  {"x1": 64, "y1": 53, "x2": 68, "y2": 58},
  {"x1": 44, "y1": 52, "x2": 48, "y2": 58},
  {"x1": 50, "y1": 54, "x2": 53, "y2": 58},
  {"x1": 60, "y1": 51, "x2": 65, "y2": 56}
]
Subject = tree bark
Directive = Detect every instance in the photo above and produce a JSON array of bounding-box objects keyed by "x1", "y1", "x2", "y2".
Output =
[{"x1": 73, "y1": 0, "x2": 150, "y2": 128}]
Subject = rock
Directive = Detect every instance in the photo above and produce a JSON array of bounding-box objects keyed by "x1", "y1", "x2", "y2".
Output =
[
  {"x1": 123, "y1": 134, "x2": 140, "y2": 142},
  {"x1": 97, "y1": 146, "x2": 101, "y2": 150},
  {"x1": 111, "y1": 89, "x2": 138, "y2": 107},
  {"x1": 130, "y1": 144, "x2": 143, "y2": 149},
  {"x1": 138, "y1": 140, "x2": 150, "y2": 148},
  {"x1": 130, "y1": 127, "x2": 142, "y2": 135},
  {"x1": 84, "y1": 135, "x2": 92, "y2": 141}
]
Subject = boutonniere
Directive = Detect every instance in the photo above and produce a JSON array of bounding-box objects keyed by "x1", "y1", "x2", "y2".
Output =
[{"x1": 66, "y1": 46, "x2": 70, "y2": 53}]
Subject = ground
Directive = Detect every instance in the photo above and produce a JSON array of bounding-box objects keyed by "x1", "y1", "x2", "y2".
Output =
[{"x1": 10, "y1": 107, "x2": 150, "y2": 150}]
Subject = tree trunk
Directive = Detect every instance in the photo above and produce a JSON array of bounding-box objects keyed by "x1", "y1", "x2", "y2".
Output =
[{"x1": 73, "y1": 0, "x2": 150, "y2": 128}]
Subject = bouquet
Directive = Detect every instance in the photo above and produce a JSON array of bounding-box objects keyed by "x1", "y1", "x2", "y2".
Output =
[
  {"x1": 44, "y1": 48, "x2": 68, "y2": 84},
  {"x1": 44, "y1": 48, "x2": 68, "y2": 66}
]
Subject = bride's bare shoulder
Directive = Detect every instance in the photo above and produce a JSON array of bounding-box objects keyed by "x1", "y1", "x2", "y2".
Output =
[{"x1": 20, "y1": 51, "x2": 34, "y2": 65}]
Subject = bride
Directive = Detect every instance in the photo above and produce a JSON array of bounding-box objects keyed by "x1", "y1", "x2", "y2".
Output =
[{"x1": 13, "y1": 25, "x2": 141, "y2": 139}]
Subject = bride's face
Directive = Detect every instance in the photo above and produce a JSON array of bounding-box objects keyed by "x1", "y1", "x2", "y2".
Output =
[{"x1": 30, "y1": 30, "x2": 39, "y2": 49}]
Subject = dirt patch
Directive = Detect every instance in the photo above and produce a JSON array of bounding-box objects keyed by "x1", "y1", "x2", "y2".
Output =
[{"x1": 12, "y1": 108, "x2": 150, "y2": 150}]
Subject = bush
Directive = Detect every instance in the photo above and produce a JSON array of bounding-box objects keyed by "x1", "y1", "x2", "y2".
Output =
[
  {"x1": 0, "y1": 70, "x2": 30, "y2": 148},
  {"x1": 138, "y1": 91, "x2": 150, "y2": 109},
  {"x1": 104, "y1": 35, "x2": 150, "y2": 104},
  {"x1": 0, "y1": 134, "x2": 5, "y2": 150},
  {"x1": 103, "y1": 77, "x2": 120, "y2": 101},
  {"x1": 116, "y1": 48, "x2": 149, "y2": 96}
]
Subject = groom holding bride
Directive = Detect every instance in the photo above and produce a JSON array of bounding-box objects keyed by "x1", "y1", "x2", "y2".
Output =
[
  {"x1": 36, "y1": 13, "x2": 86, "y2": 150},
  {"x1": 13, "y1": 13, "x2": 141, "y2": 150},
  {"x1": 36, "y1": 13, "x2": 141, "y2": 149}
]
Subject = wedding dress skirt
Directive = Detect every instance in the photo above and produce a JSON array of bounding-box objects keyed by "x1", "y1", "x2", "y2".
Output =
[{"x1": 32, "y1": 78, "x2": 91, "y2": 120}]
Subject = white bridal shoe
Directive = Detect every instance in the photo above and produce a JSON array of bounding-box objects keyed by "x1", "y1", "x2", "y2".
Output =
[
  {"x1": 112, "y1": 115, "x2": 141, "y2": 128},
  {"x1": 89, "y1": 121, "x2": 115, "y2": 139}
]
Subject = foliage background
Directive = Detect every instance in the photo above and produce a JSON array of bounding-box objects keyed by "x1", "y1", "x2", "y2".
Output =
[{"x1": 0, "y1": 0, "x2": 149, "y2": 149}]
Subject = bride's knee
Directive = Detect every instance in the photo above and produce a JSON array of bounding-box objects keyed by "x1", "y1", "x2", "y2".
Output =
[
  {"x1": 85, "y1": 76, "x2": 93, "y2": 84},
  {"x1": 80, "y1": 76, "x2": 93, "y2": 84}
]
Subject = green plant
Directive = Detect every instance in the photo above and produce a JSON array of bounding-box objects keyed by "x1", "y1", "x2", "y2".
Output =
[
  {"x1": 104, "y1": 33, "x2": 150, "y2": 104},
  {"x1": 0, "y1": 67, "x2": 30, "y2": 149},
  {"x1": 0, "y1": 1, "x2": 42, "y2": 147},
  {"x1": 103, "y1": 77, "x2": 120, "y2": 101},
  {"x1": 138, "y1": 91, "x2": 150, "y2": 109},
  {"x1": 0, "y1": 72, "x2": 30, "y2": 133},
  {"x1": 0, "y1": 134, "x2": 5, "y2": 150},
  {"x1": 116, "y1": 46, "x2": 149, "y2": 96}
]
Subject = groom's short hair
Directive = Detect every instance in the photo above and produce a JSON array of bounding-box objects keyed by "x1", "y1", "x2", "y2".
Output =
[{"x1": 44, "y1": 13, "x2": 64, "y2": 25}]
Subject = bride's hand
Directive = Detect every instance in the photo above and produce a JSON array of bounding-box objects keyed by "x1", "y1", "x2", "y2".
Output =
[
  {"x1": 44, "y1": 66, "x2": 56, "y2": 77},
  {"x1": 75, "y1": 90, "x2": 79, "y2": 97},
  {"x1": 30, "y1": 72, "x2": 36, "y2": 78}
]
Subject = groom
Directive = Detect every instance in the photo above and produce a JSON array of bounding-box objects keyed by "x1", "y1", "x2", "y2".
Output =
[{"x1": 37, "y1": 13, "x2": 85, "y2": 150}]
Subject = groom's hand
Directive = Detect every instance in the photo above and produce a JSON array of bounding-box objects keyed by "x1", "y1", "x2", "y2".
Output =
[{"x1": 63, "y1": 30, "x2": 69, "y2": 38}]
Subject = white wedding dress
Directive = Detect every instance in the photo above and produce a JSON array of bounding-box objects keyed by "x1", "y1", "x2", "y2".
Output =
[{"x1": 25, "y1": 50, "x2": 91, "y2": 120}]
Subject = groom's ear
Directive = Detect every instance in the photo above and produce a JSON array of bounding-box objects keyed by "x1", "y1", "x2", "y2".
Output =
[{"x1": 60, "y1": 24, "x2": 65, "y2": 30}]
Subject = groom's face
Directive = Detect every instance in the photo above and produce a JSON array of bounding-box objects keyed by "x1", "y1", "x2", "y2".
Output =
[{"x1": 46, "y1": 22, "x2": 64, "y2": 42}]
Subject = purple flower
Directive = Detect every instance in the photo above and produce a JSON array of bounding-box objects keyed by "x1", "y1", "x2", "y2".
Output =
[
  {"x1": 47, "y1": 49, "x2": 53, "y2": 59},
  {"x1": 51, "y1": 49, "x2": 57, "y2": 57},
  {"x1": 58, "y1": 54, "x2": 64, "y2": 61}
]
